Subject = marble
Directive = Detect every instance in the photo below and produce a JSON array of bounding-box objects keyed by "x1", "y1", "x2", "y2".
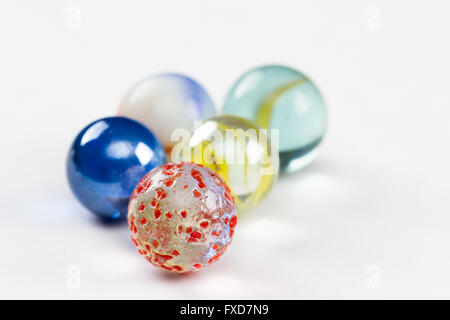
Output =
[
  {"x1": 67, "y1": 116, "x2": 166, "y2": 220},
  {"x1": 223, "y1": 65, "x2": 326, "y2": 174},
  {"x1": 172, "y1": 115, "x2": 279, "y2": 213},
  {"x1": 128, "y1": 162, "x2": 236, "y2": 272},
  {"x1": 118, "y1": 73, "x2": 216, "y2": 151}
]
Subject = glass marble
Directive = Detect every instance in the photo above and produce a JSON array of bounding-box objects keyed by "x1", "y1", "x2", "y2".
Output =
[
  {"x1": 67, "y1": 116, "x2": 166, "y2": 220},
  {"x1": 118, "y1": 73, "x2": 216, "y2": 152},
  {"x1": 172, "y1": 115, "x2": 279, "y2": 213},
  {"x1": 128, "y1": 162, "x2": 236, "y2": 273},
  {"x1": 223, "y1": 65, "x2": 327, "y2": 174}
]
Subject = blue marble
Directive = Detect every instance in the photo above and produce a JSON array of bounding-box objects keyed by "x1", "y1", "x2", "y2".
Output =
[{"x1": 67, "y1": 116, "x2": 166, "y2": 220}]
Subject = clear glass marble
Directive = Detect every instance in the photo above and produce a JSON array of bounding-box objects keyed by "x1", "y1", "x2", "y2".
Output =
[{"x1": 128, "y1": 162, "x2": 236, "y2": 273}]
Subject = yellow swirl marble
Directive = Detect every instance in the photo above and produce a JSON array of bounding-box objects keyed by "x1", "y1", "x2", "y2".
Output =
[{"x1": 172, "y1": 115, "x2": 279, "y2": 214}]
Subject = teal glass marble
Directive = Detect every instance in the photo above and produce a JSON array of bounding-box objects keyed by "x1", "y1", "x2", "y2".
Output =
[{"x1": 223, "y1": 65, "x2": 326, "y2": 174}]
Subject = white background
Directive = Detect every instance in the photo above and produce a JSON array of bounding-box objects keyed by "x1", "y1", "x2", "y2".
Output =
[{"x1": 1, "y1": 0, "x2": 450, "y2": 299}]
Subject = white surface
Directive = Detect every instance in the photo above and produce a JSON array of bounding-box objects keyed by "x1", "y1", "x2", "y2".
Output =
[{"x1": 1, "y1": 0, "x2": 450, "y2": 299}]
